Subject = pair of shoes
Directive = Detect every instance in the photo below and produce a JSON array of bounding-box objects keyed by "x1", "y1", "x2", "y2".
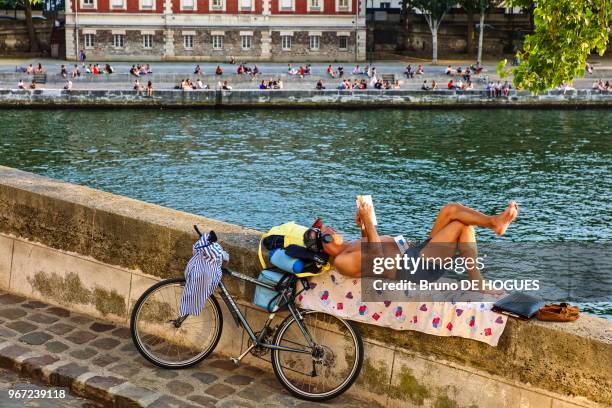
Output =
[{"x1": 536, "y1": 303, "x2": 580, "y2": 322}]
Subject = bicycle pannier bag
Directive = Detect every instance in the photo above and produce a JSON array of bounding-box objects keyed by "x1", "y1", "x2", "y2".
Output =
[{"x1": 253, "y1": 269, "x2": 285, "y2": 312}]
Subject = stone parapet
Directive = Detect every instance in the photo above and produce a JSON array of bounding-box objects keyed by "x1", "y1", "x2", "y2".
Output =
[
  {"x1": 0, "y1": 166, "x2": 610, "y2": 407},
  {"x1": 0, "y1": 88, "x2": 611, "y2": 108}
]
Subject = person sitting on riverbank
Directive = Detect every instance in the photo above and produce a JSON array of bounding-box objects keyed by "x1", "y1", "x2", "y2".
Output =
[
  {"x1": 431, "y1": 80, "x2": 438, "y2": 90},
  {"x1": 471, "y1": 61, "x2": 484, "y2": 75},
  {"x1": 421, "y1": 80, "x2": 431, "y2": 91},
  {"x1": 71, "y1": 65, "x2": 80, "y2": 78},
  {"x1": 133, "y1": 79, "x2": 144, "y2": 91},
  {"x1": 29, "y1": 80, "x2": 37, "y2": 89},
  {"x1": 352, "y1": 65, "x2": 363, "y2": 75},
  {"x1": 404, "y1": 65, "x2": 414, "y2": 79},
  {"x1": 445, "y1": 65, "x2": 456, "y2": 76},
  {"x1": 502, "y1": 81, "x2": 511, "y2": 96},
  {"x1": 447, "y1": 79, "x2": 454, "y2": 89},
  {"x1": 606, "y1": 81, "x2": 612, "y2": 91},
  {"x1": 316, "y1": 79, "x2": 325, "y2": 90},
  {"x1": 337, "y1": 79, "x2": 349, "y2": 90},
  {"x1": 218, "y1": 80, "x2": 232, "y2": 90},
  {"x1": 17, "y1": 79, "x2": 25, "y2": 89},
  {"x1": 64, "y1": 80, "x2": 73, "y2": 91},
  {"x1": 60, "y1": 65, "x2": 68, "y2": 79},
  {"x1": 462, "y1": 68, "x2": 471, "y2": 82},
  {"x1": 215, "y1": 65, "x2": 223, "y2": 75},
  {"x1": 146, "y1": 81, "x2": 153, "y2": 96},
  {"x1": 129, "y1": 65, "x2": 140, "y2": 77},
  {"x1": 327, "y1": 65, "x2": 336, "y2": 78},
  {"x1": 194, "y1": 65, "x2": 203, "y2": 75},
  {"x1": 33, "y1": 63, "x2": 44, "y2": 74},
  {"x1": 315, "y1": 200, "x2": 519, "y2": 288},
  {"x1": 104, "y1": 64, "x2": 113, "y2": 74},
  {"x1": 196, "y1": 79, "x2": 208, "y2": 89},
  {"x1": 416, "y1": 64, "x2": 424, "y2": 75}
]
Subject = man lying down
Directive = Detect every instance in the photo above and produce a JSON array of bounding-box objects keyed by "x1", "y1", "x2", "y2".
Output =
[{"x1": 312, "y1": 201, "x2": 519, "y2": 291}]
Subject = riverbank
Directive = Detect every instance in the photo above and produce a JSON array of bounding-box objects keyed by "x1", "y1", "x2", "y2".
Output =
[
  {"x1": 1, "y1": 88, "x2": 611, "y2": 109},
  {"x1": 0, "y1": 165, "x2": 610, "y2": 407}
]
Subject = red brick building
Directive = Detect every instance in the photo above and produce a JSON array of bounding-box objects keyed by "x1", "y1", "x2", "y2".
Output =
[{"x1": 64, "y1": 0, "x2": 366, "y2": 60}]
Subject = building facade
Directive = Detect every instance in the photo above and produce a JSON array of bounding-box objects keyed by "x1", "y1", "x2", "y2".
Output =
[{"x1": 64, "y1": 0, "x2": 366, "y2": 61}]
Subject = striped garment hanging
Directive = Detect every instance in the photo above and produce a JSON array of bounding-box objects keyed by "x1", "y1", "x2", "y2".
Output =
[{"x1": 179, "y1": 233, "x2": 229, "y2": 316}]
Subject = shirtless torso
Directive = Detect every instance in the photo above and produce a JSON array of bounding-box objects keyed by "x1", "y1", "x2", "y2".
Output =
[{"x1": 331, "y1": 235, "x2": 402, "y2": 278}]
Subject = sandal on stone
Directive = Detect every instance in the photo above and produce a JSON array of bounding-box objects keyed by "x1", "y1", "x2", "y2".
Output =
[{"x1": 536, "y1": 303, "x2": 580, "y2": 322}]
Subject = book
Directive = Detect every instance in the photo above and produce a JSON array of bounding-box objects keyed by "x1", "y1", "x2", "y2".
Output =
[{"x1": 356, "y1": 195, "x2": 377, "y2": 226}]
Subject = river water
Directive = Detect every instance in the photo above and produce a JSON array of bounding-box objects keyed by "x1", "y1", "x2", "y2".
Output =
[{"x1": 1, "y1": 109, "x2": 610, "y2": 316}]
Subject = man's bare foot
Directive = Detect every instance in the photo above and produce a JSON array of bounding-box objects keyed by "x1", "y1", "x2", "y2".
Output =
[{"x1": 493, "y1": 201, "x2": 519, "y2": 236}]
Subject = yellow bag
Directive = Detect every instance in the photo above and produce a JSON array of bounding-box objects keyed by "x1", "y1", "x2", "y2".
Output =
[{"x1": 258, "y1": 222, "x2": 330, "y2": 277}]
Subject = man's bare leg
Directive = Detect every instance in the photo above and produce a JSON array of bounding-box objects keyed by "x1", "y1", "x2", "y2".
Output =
[{"x1": 429, "y1": 202, "x2": 519, "y2": 238}]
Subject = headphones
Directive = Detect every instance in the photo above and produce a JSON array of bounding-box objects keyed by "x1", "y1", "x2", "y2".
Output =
[{"x1": 304, "y1": 218, "x2": 333, "y2": 252}]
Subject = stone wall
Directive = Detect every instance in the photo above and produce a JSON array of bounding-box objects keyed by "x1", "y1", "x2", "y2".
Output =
[
  {"x1": 78, "y1": 29, "x2": 166, "y2": 60},
  {"x1": 71, "y1": 27, "x2": 360, "y2": 61},
  {"x1": 0, "y1": 20, "x2": 53, "y2": 55},
  {"x1": 0, "y1": 165, "x2": 610, "y2": 407},
  {"x1": 1, "y1": 88, "x2": 612, "y2": 108}
]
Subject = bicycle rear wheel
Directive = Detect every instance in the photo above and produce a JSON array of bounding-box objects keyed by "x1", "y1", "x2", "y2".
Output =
[
  {"x1": 130, "y1": 277, "x2": 223, "y2": 369},
  {"x1": 271, "y1": 310, "x2": 363, "y2": 401}
]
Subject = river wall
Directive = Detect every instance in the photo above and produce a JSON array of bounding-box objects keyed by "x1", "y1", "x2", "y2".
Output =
[
  {"x1": 1, "y1": 88, "x2": 612, "y2": 108},
  {"x1": 0, "y1": 166, "x2": 610, "y2": 408}
]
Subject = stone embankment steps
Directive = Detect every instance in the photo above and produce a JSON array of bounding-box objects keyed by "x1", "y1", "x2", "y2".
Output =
[{"x1": 0, "y1": 291, "x2": 375, "y2": 408}]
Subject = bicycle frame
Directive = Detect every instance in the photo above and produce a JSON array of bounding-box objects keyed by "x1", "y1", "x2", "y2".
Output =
[{"x1": 216, "y1": 268, "x2": 315, "y2": 355}]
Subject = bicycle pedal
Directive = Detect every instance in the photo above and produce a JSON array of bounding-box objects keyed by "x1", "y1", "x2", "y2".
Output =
[{"x1": 230, "y1": 357, "x2": 240, "y2": 366}]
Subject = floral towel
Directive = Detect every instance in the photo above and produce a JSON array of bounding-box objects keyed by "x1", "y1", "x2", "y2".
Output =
[{"x1": 296, "y1": 270, "x2": 507, "y2": 346}]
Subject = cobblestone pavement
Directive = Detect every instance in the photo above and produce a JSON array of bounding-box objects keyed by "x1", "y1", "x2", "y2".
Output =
[
  {"x1": 0, "y1": 366, "x2": 102, "y2": 407},
  {"x1": 0, "y1": 291, "x2": 377, "y2": 408}
]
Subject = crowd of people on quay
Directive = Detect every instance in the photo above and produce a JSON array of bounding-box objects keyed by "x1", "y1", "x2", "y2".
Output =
[{"x1": 7, "y1": 59, "x2": 611, "y2": 95}]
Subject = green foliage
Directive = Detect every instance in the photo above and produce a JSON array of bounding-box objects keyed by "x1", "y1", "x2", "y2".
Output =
[{"x1": 500, "y1": 0, "x2": 612, "y2": 93}]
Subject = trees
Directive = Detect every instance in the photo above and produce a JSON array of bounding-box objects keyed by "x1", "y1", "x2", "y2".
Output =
[
  {"x1": 499, "y1": 0, "x2": 611, "y2": 93},
  {"x1": 412, "y1": 0, "x2": 455, "y2": 64},
  {"x1": 0, "y1": 0, "x2": 42, "y2": 52},
  {"x1": 460, "y1": 0, "x2": 496, "y2": 61}
]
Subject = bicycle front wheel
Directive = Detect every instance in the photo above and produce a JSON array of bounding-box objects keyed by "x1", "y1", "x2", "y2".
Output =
[
  {"x1": 271, "y1": 310, "x2": 363, "y2": 401},
  {"x1": 130, "y1": 277, "x2": 223, "y2": 369}
]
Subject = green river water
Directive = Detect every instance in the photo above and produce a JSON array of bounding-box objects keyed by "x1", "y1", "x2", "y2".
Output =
[{"x1": 1, "y1": 109, "x2": 610, "y2": 315}]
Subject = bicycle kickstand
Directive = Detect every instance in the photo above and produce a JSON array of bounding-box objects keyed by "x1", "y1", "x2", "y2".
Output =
[{"x1": 230, "y1": 344, "x2": 255, "y2": 366}]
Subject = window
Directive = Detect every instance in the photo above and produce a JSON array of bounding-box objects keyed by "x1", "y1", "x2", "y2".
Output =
[
  {"x1": 142, "y1": 34, "x2": 153, "y2": 49},
  {"x1": 310, "y1": 0, "x2": 320, "y2": 9},
  {"x1": 281, "y1": 35, "x2": 291, "y2": 50},
  {"x1": 212, "y1": 0, "x2": 222, "y2": 8},
  {"x1": 111, "y1": 0, "x2": 123, "y2": 7},
  {"x1": 141, "y1": 0, "x2": 153, "y2": 7},
  {"x1": 309, "y1": 35, "x2": 320, "y2": 50},
  {"x1": 84, "y1": 33, "x2": 95, "y2": 48},
  {"x1": 241, "y1": 35, "x2": 252, "y2": 50},
  {"x1": 82, "y1": 0, "x2": 94, "y2": 7},
  {"x1": 380, "y1": 2, "x2": 390, "y2": 7},
  {"x1": 182, "y1": 0, "x2": 194, "y2": 9},
  {"x1": 212, "y1": 35, "x2": 223, "y2": 50},
  {"x1": 339, "y1": 36, "x2": 348, "y2": 50},
  {"x1": 338, "y1": 0, "x2": 348, "y2": 9},
  {"x1": 240, "y1": 0, "x2": 251, "y2": 9},
  {"x1": 280, "y1": 0, "x2": 292, "y2": 9},
  {"x1": 113, "y1": 34, "x2": 124, "y2": 48},
  {"x1": 184, "y1": 35, "x2": 194, "y2": 49}
]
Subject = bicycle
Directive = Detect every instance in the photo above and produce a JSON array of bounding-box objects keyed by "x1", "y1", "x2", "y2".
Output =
[{"x1": 130, "y1": 226, "x2": 364, "y2": 401}]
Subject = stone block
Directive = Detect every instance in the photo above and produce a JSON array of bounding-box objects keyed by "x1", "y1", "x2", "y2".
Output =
[{"x1": 0, "y1": 235, "x2": 13, "y2": 290}]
